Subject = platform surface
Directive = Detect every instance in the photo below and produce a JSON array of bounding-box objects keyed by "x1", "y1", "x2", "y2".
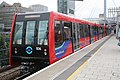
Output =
[{"x1": 67, "y1": 34, "x2": 120, "y2": 80}]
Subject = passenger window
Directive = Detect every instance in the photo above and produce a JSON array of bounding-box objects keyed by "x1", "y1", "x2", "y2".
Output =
[
  {"x1": 54, "y1": 21, "x2": 63, "y2": 48},
  {"x1": 85, "y1": 25, "x2": 89, "y2": 37},
  {"x1": 90, "y1": 26, "x2": 94, "y2": 38},
  {"x1": 93, "y1": 26, "x2": 98, "y2": 36},
  {"x1": 92, "y1": 26, "x2": 95, "y2": 36},
  {"x1": 79, "y1": 24, "x2": 84, "y2": 38},
  {"x1": 63, "y1": 22, "x2": 71, "y2": 41}
]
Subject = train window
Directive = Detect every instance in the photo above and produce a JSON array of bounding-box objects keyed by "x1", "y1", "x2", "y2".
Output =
[
  {"x1": 93, "y1": 26, "x2": 98, "y2": 36},
  {"x1": 63, "y1": 22, "x2": 71, "y2": 41},
  {"x1": 79, "y1": 24, "x2": 84, "y2": 38},
  {"x1": 100, "y1": 27, "x2": 103, "y2": 34},
  {"x1": 84, "y1": 25, "x2": 87, "y2": 37},
  {"x1": 13, "y1": 22, "x2": 23, "y2": 44},
  {"x1": 85, "y1": 25, "x2": 89, "y2": 37},
  {"x1": 54, "y1": 21, "x2": 63, "y2": 48},
  {"x1": 25, "y1": 21, "x2": 35, "y2": 45},
  {"x1": 38, "y1": 20, "x2": 48, "y2": 45},
  {"x1": 92, "y1": 26, "x2": 95, "y2": 36},
  {"x1": 90, "y1": 26, "x2": 94, "y2": 38},
  {"x1": 77, "y1": 24, "x2": 81, "y2": 39}
]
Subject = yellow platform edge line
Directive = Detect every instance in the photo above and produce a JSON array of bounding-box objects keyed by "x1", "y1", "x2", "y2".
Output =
[
  {"x1": 67, "y1": 61, "x2": 88, "y2": 80},
  {"x1": 67, "y1": 41, "x2": 105, "y2": 80}
]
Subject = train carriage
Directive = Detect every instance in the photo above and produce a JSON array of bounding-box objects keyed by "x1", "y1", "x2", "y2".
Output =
[{"x1": 9, "y1": 11, "x2": 108, "y2": 70}]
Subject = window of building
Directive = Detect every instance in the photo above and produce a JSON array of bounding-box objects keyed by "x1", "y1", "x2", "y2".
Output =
[{"x1": 2, "y1": 5, "x2": 5, "y2": 7}]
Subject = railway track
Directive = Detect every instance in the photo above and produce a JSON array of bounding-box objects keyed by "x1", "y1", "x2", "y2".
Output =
[
  {"x1": 0, "y1": 65, "x2": 11, "y2": 73},
  {"x1": 14, "y1": 72, "x2": 31, "y2": 80},
  {"x1": 0, "y1": 66, "x2": 43, "y2": 80},
  {"x1": 0, "y1": 66, "x2": 21, "y2": 80}
]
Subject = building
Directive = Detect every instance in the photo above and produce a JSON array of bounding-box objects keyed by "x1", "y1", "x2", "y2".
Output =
[
  {"x1": 58, "y1": 0, "x2": 75, "y2": 16},
  {"x1": 57, "y1": 0, "x2": 83, "y2": 16},
  {"x1": 0, "y1": 1, "x2": 33, "y2": 32},
  {"x1": 29, "y1": 4, "x2": 48, "y2": 12}
]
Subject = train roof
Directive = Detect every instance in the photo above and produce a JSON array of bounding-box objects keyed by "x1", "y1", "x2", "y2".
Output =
[
  {"x1": 50, "y1": 11, "x2": 105, "y2": 27},
  {"x1": 15, "y1": 11, "x2": 105, "y2": 28},
  {"x1": 16, "y1": 11, "x2": 50, "y2": 15}
]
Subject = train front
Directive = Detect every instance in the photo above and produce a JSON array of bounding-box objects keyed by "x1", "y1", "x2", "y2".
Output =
[{"x1": 10, "y1": 12, "x2": 50, "y2": 71}]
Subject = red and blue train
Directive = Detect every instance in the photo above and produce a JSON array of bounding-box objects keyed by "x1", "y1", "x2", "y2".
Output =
[{"x1": 9, "y1": 11, "x2": 110, "y2": 71}]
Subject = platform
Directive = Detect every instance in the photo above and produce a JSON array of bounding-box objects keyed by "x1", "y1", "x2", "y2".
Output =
[{"x1": 24, "y1": 34, "x2": 120, "y2": 80}]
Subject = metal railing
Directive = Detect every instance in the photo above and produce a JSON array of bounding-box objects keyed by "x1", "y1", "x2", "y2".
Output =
[{"x1": 0, "y1": 48, "x2": 9, "y2": 68}]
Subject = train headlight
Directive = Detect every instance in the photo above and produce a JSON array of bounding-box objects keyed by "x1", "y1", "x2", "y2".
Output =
[
  {"x1": 44, "y1": 49, "x2": 47, "y2": 55},
  {"x1": 15, "y1": 48, "x2": 17, "y2": 54},
  {"x1": 44, "y1": 52, "x2": 47, "y2": 55}
]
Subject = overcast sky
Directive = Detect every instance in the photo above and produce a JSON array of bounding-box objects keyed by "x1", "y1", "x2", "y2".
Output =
[{"x1": 0, "y1": 0, "x2": 120, "y2": 18}]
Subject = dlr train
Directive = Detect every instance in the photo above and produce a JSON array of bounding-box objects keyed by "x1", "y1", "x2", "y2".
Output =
[{"x1": 9, "y1": 11, "x2": 110, "y2": 71}]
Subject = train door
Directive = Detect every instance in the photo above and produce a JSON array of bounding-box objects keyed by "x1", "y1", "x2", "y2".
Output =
[
  {"x1": 99, "y1": 27, "x2": 102, "y2": 39},
  {"x1": 84, "y1": 25, "x2": 91, "y2": 46},
  {"x1": 87, "y1": 25, "x2": 91, "y2": 45},
  {"x1": 72, "y1": 23, "x2": 80, "y2": 51},
  {"x1": 88, "y1": 25, "x2": 91, "y2": 44},
  {"x1": 54, "y1": 21, "x2": 72, "y2": 59},
  {"x1": 96, "y1": 27, "x2": 99, "y2": 40},
  {"x1": 79, "y1": 24, "x2": 85, "y2": 48},
  {"x1": 83, "y1": 25, "x2": 86, "y2": 46},
  {"x1": 98, "y1": 27, "x2": 100, "y2": 40},
  {"x1": 94, "y1": 26, "x2": 98, "y2": 41},
  {"x1": 90, "y1": 26, "x2": 94, "y2": 43},
  {"x1": 102, "y1": 27, "x2": 104, "y2": 37},
  {"x1": 92, "y1": 26, "x2": 97, "y2": 42}
]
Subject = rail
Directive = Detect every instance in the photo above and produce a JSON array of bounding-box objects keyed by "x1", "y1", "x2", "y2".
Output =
[{"x1": 0, "y1": 67, "x2": 21, "y2": 80}]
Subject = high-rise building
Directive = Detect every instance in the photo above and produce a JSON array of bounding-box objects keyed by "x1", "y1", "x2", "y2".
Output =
[
  {"x1": 57, "y1": 0, "x2": 83, "y2": 16},
  {"x1": 58, "y1": 0, "x2": 75, "y2": 16},
  {"x1": 0, "y1": 1, "x2": 33, "y2": 32},
  {"x1": 29, "y1": 4, "x2": 48, "y2": 12}
]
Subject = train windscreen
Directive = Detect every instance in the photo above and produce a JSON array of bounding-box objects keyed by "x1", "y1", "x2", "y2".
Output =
[
  {"x1": 13, "y1": 20, "x2": 48, "y2": 45},
  {"x1": 25, "y1": 21, "x2": 35, "y2": 45},
  {"x1": 13, "y1": 22, "x2": 23, "y2": 44},
  {"x1": 37, "y1": 21, "x2": 48, "y2": 45}
]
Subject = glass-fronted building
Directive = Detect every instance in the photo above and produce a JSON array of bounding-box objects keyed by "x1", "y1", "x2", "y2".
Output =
[{"x1": 57, "y1": 0, "x2": 75, "y2": 16}]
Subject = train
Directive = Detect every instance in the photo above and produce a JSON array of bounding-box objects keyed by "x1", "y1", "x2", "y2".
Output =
[{"x1": 9, "y1": 11, "x2": 110, "y2": 72}]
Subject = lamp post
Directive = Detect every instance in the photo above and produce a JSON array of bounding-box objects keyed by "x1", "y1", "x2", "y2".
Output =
[
  {"x1": 104, "y1": 0, "x2": 107, "y2": 26},
  {"x1": 116, "y1": 11, "x2": 120, "y2": 37}
]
